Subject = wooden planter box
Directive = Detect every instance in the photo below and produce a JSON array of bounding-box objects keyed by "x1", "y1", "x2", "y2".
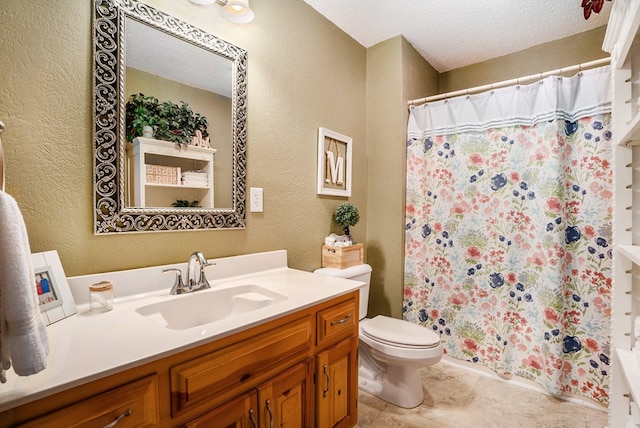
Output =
[{"x1": 321, "y1": 244, "x2": 364, "y2": 269}]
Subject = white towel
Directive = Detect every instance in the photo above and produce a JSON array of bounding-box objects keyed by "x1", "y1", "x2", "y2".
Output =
[{"x1": 0, "y1": 191, "x2": 48, "y2": 382}]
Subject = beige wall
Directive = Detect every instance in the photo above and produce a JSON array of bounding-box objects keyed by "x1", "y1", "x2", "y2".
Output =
[
  {"x1": 0, "y1": 0, "x2": 367, "y2": 277},
  {"x1": 439, "y1": 26, "x2": 608, "y2": 93},
  {"x1": 365, "y1": 37, "x2": 438, "y2": 318}
]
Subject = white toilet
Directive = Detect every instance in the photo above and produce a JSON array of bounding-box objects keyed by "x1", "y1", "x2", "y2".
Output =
[{"x1": 314, "y1": 264, "x2": 442, "y2": 408}]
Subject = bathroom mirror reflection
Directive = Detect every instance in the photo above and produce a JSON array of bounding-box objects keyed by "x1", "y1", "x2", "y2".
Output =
[{"x1": 93, "y1": 0, "x2": 247, "y2": 233}]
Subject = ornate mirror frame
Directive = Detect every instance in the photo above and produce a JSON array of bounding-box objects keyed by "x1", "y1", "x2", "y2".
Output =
[{"x1": 93, "y1": 0, "x2": 247, "y2": 234}]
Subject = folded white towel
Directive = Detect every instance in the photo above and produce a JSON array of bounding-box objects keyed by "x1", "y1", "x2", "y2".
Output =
[{"x1": 0, "y1": 191, "x2": 48, "y2": 382}]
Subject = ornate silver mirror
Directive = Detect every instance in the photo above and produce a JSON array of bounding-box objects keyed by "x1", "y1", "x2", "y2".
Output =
[{"x1": 93, "y1": 0, "x2": 246, "y2": 233}]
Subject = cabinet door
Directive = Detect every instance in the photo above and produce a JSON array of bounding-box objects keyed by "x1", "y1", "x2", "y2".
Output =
[
  {"x1": 315, "y1": 337, "x2": 358, "y2": 428},
  {"x1": 258, "y1": 360, "x2": 312, "y2": 428},
  {"x1": 183, "y1": 391, "x2": 259, "y2": 428}
]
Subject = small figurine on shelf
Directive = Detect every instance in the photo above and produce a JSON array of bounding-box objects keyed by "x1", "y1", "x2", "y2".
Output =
[{"x1": 191, "y1": 130, "x2": 211, "y2": 148}]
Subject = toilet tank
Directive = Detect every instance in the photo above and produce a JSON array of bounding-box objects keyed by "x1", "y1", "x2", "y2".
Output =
[{"x1": 313, "y1": 264, "x2": 372, "y2": 320}]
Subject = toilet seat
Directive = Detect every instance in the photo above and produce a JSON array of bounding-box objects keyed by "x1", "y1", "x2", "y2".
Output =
[{"x1": 361, "y1": 315, "x2": 440, "y2": 349}]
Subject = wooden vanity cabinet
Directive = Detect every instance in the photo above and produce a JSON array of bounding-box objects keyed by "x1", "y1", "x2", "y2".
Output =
[{"x1": 0, "y1": 290, "x2": 359, "y2": 428}]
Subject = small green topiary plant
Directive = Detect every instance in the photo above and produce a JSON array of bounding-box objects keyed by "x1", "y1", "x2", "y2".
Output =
[{"x1": 334, "y1": 202, "x2": 360, "y2": 243}]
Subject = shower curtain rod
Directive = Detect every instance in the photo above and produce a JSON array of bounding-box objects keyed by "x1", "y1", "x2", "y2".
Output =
[{"x1": 407, "y1": 57, "x2": 611, "y2": 106}]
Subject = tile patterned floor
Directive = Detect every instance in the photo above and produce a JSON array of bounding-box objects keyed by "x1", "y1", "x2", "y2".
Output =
[{"x1": 355, "y1": 359, "x2": 609, "y2": 428}]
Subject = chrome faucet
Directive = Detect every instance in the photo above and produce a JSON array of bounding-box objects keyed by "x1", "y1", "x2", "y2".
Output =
[
  {"x1": 163, "y1": 251, "x2": 215, "y2": 295},
  {"x1": 187, "y1": 251, "x2": 213, "y2": 290}
]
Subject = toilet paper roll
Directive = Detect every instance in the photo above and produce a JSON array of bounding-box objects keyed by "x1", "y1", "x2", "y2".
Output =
[
  {"x1": 324, "y1": 236, "x2": 336, "y2": 246},
  {"x1": 635, "y1": 316, "x2": 640, "y2": 338}
]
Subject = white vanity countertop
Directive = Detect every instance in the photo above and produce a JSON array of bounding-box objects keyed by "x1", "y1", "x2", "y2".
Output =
[{"x1": 0, "y1": 250, "x2": 363, "y2": 412}]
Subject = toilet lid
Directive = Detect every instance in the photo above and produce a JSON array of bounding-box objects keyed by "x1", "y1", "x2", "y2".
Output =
[{"x1": 361, "y1": 315, "x2": 440, "y2": 348}]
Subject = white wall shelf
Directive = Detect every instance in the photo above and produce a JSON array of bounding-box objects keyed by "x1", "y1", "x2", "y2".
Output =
[
  {"x1": 618, "y1": 113, "x2": 640, "y2": 147},
  {"x1": 618, "y1": 245, "x2": 640, "y2": 265},
  {"x1": 127, "y1": 137, "x2": 216, "y2": 208},
  {"x1": 145, "y1": 182, "x2": 210, "y2": 189},
  {"x1": 616, "y1": 348, "x2": 640, "y2": 405}
]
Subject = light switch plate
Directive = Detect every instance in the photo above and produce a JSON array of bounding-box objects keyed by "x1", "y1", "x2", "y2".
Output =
[{"x1": 250, "y1": 187, "x2": 263, "y2": 212}]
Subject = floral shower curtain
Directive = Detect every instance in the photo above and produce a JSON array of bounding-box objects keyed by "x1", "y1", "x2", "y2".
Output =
[{"x1": 403, "y1": 66, "x2": 613, "y2": 404}]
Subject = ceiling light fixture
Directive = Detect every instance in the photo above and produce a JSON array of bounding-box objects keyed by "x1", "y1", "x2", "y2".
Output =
[
  {"x1": 188, "y1": 0, "x2": 254, "y2": 24},
  {"x1": 217, "y1": 0, "x2": 254, "y2": 24}
]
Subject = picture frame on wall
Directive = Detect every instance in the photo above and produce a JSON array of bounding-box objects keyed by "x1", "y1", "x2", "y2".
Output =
[
  {"x1": 316, "y1": 127, "x2": 352, "y2": 197},
  {"x1": 32, "y1": 250, "x2": 77, "y2": 325}
]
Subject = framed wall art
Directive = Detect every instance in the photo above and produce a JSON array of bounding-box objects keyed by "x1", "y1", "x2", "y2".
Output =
[
  {"x1": 317, "y1": 127, "x2": 352, "y2": 197},
  {"x1": 32, "y1": 250, "x2": 77, "y2": 325}
]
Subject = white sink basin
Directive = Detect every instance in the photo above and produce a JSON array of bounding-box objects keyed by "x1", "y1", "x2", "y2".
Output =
[{"x1": 135, "y1": 284, "x2": 287, "y2": 330}]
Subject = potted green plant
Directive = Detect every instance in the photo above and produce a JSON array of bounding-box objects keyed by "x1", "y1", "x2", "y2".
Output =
[
  {"x1": 125, "y1": 93, "x2": 209, "y2": 147},
  {"x1": 125, "y1": 93, "x2": 163, "y2": 142},
  {"x1": 334, "y1": 202, "x2": 360, "y2": 243}
]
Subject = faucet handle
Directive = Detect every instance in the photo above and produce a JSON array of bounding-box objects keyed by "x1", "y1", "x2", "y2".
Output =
[
  {"x1": 163, "y1": 268, "x2": 186, "y2": 295},
  {"x1": 198, "y1": 262, "x2": 216, "y2": 290}
]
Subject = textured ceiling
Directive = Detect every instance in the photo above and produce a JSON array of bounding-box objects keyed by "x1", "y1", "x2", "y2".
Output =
[{"x1": 302, "y1": 0, "x2": 611, "y2": 72}]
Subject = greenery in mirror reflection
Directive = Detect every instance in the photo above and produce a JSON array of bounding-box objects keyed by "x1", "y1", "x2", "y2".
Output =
[
  {"x1": 126, "y1": 93, "x2": 209, "y2": 146},
  {"x1": 172, "y1": 199, "x2": 201, "y2": 207}
]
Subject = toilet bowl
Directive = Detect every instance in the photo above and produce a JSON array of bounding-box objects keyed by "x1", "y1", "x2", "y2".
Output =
[{"x1": 313, "y1": 264, "x2": 442, "y2": 408}]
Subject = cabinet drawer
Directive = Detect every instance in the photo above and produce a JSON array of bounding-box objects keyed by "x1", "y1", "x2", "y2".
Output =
[
  {"x1": 18, "y1": 375, "x2": 159, "y2": 427},
  {"x1": 317, "y1": 299, "x2": 356, "y2": 348},
  {"x1": 171, "y1": 315, "x2": 312, "y2": 416}
]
